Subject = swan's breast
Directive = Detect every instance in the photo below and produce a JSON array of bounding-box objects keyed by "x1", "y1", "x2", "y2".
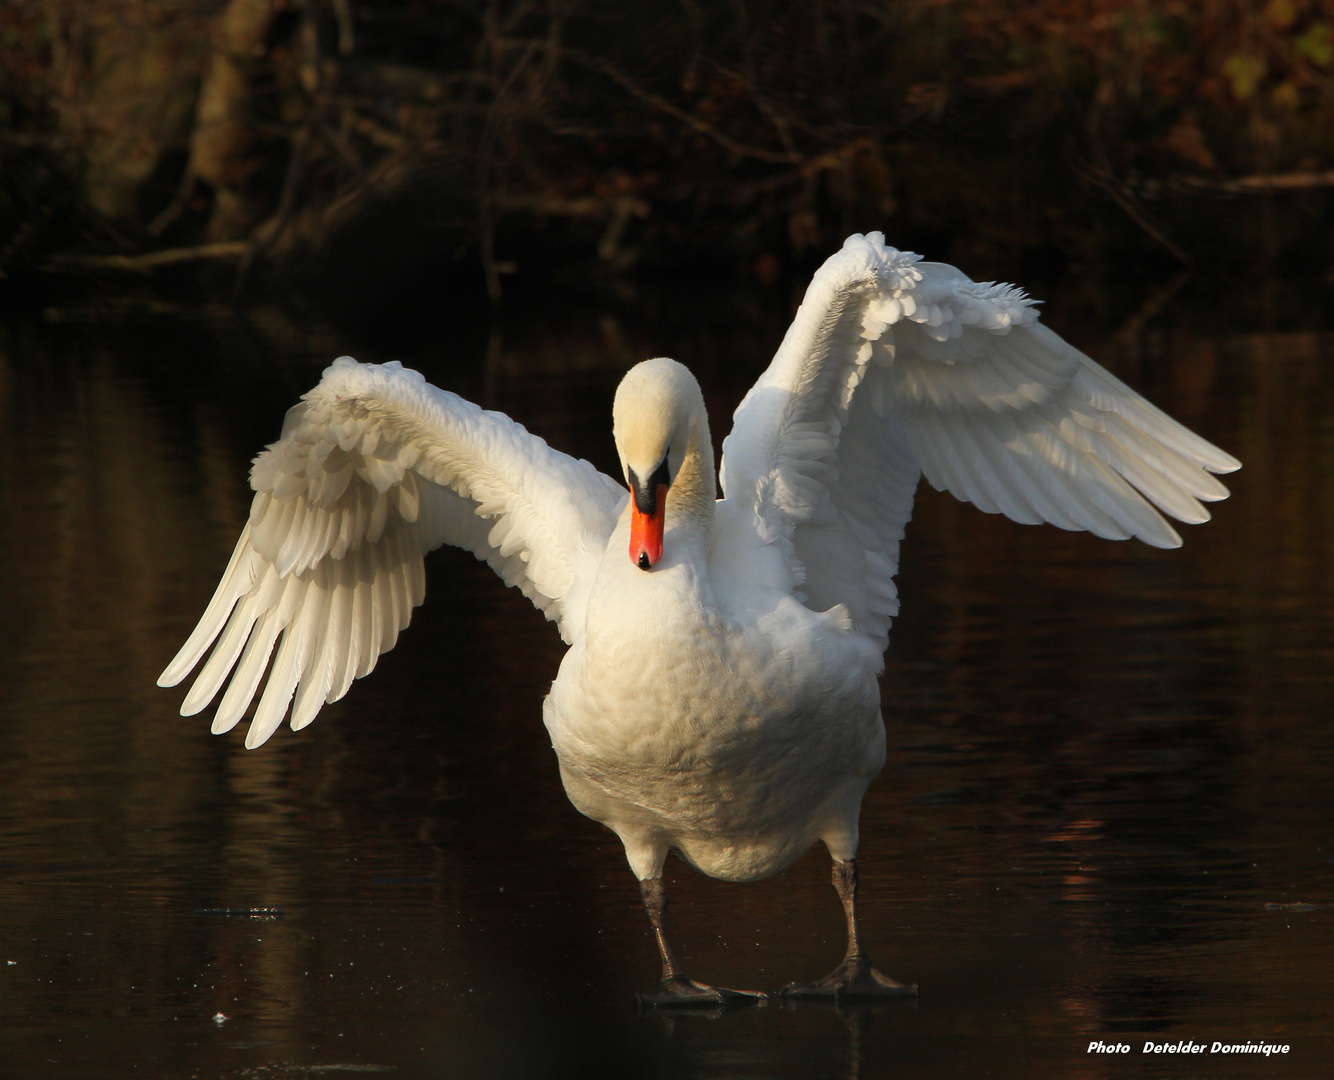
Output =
[{"x1": 542, "y1": 562, "x2": 885, "y2": 879}]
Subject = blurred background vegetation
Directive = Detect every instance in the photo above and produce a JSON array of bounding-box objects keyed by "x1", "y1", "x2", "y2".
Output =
[{"x1": 3, "y1": 0, "x2": 1334, "y2": 309}]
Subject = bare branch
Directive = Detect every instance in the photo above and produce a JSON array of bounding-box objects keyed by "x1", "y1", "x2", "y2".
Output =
[{"x1": 45, "y1": 242, "x2": 250, "y2": 273}]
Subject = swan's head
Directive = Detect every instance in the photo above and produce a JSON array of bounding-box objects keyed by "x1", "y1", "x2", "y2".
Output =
[{"x1": 612, "y1": 357, "x2": 702, "y2": 571}]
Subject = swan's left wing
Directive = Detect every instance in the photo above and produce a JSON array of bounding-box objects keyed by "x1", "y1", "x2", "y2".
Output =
[
  {"x1": 720, "y1": 232, "x2": 1240, "y2": 652},
  {"x1": 160, "y1": 358, "x2": 625, "y2": 747}
]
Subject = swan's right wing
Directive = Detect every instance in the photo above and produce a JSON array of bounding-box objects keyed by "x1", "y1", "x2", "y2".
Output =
[
  {"x1": 721, "y1": 233, "x2": 1239, "y2": 653},
  {"x1": 159, "y1": 357, "x2": 625, "y2": 747}
]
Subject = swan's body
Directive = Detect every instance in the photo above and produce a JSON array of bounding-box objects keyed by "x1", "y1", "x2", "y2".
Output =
[
  {"x1": 549, "y1": 500, "x2": 885, "y2": 885},
  {"x1": 161, "y1": 233, "x2": 1239, "y2": 1003}
]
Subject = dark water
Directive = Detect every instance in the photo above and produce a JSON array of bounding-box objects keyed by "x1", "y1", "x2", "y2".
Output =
[{"x1": 1, "y1": 276, "x2": 1332, "y2": 1079}]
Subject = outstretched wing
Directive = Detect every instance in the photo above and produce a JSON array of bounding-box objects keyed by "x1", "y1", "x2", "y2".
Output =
[
  {"x1": 720, "y1": 232, "x2": 1240, "y2": 652},
  {"x1": 159, "y1": 357, "x2": 625, "y2": 747}
]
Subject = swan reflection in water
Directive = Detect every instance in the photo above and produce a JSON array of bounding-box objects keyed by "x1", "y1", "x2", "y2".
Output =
[{"x1": 159, "y1": 232, "x2": 1240, "y2": 1006}]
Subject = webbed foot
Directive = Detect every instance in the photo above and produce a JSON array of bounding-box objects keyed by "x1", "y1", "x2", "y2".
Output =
[
  {"x1": 780, "y1": 958, "x2": 917, "y2": 1001},
  {"x1": 636, "y1": 975, "x2": 768, "y2": 1009}
]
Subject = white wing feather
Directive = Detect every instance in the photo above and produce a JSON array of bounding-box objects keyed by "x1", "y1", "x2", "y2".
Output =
[
  {"x1": 159, "y1": 357, "x2": 625, "y2": 747},
  {"x1": 721, "y1": 232, "x2": 1239, "y2": 651}
]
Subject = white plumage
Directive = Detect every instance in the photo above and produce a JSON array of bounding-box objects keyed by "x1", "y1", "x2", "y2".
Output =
[
  {"x1": 159, "y1": 358, "x2": 624, "y2": 748},
  {"x1": 161, "y1": 232, "x2": 1239, "y2": 1003}
]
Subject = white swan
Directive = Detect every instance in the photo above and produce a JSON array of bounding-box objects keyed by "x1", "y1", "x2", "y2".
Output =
[{"x1": 160, "y1": 232, "x2": 1240, "y2": 1005}]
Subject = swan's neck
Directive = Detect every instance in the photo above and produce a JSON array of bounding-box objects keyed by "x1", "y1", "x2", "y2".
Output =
[{"x1": 668, "y1": 411, "x2": 716, "y2": 539}]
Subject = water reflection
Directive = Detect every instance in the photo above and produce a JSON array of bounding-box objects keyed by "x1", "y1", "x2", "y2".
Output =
[{"x1": 0, "y1": 283, "x2": 1331, "y2": 1078}]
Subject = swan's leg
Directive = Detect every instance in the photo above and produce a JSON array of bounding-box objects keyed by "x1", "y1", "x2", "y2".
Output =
[
  {"x1": 780, "y1": 858, "x2": 917, "y2": 1000},
  {"x1": 634, "y1": 877, "x2": 767, "y2": 1007}
]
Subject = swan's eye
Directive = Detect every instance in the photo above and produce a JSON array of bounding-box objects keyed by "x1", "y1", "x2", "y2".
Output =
[{"x1": 627, "y1": 457, "x2": 672, "y2": 515}]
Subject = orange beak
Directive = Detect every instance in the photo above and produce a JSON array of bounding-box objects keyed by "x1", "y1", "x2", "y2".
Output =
[{"x1": 630, "y1": 483, "x2": 667, "y2": 570}]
